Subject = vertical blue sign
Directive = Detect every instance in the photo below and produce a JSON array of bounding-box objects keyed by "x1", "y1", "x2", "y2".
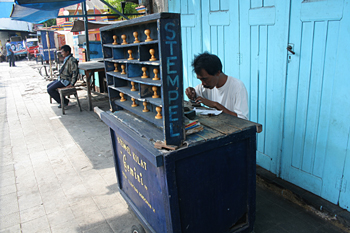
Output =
[{"x1": 159, "y1": 18, "x2": 184, "y2": 146}]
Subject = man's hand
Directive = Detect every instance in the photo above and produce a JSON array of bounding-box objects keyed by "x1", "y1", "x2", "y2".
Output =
[
  {"x1": 185, "y1": 87, "x2": 196, "y2": 100},
  {"x1": 195, "y1": 96, "x2": 216, "y2": 108},
  {"x1": 195, "y1": 96, "x2": 238, "y2": 117}
]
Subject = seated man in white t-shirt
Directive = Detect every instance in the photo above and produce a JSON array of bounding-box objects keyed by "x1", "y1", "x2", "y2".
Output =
[{"x1": 185, "y1": 52, "x2": 249, "y2": 120}]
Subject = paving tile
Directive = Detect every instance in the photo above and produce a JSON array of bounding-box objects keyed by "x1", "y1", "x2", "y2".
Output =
[
  {"x1": 42, "y1": 198, "x2": 70, "y2": 216},
  {"x1": 317, "y1": 222, "x2": 349, "y2": 233},
  {"x1": 0, "y1": 164, "x2": 14, "y2": 174},
  {"x1": 0, "y1": 184, "x2": 17, "y2": 196},
  {"x1": 0, "y1": 193, "x2": 19, "y2": 217},
  {"x1": 106, "y1": 212, "x2": 137, "y2": 233},
  {"x1": 82, "y1": 221, "x2": 114, "y2": 233},
  {"x1": 0, "y1": 224, "x2": 21, "y2": 233},
  {"x1": 62, "y1": 183, "x2": 90, "y2": 204},
  {"x1": 50, "y1": 220, "x2": 81, "y2": 233},
  {"x1": 92, "y1": 193, "x2": 122, "y2": 210},
  {"x1": 100, "y1": 202, "x2": 130, "y2": 220},
  {"x1": 47, "y1": 207, "x2": 75, "y2": 227},
  {"x1": 0, "y1": 212, "x2": 20, "y2": 229},
  {"x1": 261, "y1": 224, "x2": 289, "y2": 233},
  {"x1": 70, "y1": 197, "x2": 100, "y2": 219},
  {"x1": 18, "y1": 192, "x2": 43, "y2": 212},
  {"x1": 0, "y1": 171, "x2": 15, "y2": 187},
  {"x1": 20, "y1": 205, "x2": 46, "y2": 223},
  {"x1": 99, "y1": 168, "x2": 118, "y2": 186},
  {"x1": 75, "y1": 210, "x2": 107, "y2": 232},
  {"x1": 21, "y1": 216, "x2": 50, "y2": 233}
]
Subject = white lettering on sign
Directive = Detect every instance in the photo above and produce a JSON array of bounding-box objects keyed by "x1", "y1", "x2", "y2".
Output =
[{"x1": 165, "y1": 22, "x2": 180, "y2": 137}]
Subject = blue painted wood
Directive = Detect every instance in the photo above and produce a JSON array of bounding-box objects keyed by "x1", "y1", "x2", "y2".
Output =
[
  {"x1": 101, "y1": 110, "x2": 258, "y2": 232},
  {"x1": 322, "y1": 0, "x2": 350, "y2": 209},
  {"x1": 340, "y1": 130, "x2": 350, "y2": 210},
  {"x1": 101, "y1": 13, "x2": 185, "y2": 146},
  {"x1": 203, "y1": 0, "x2": 240, "y2": 79},
  {"x1": 300, "y1": 0, "x2": 344, "y2": 21},
  {"x1": 128, "y1": 63, "x2": 143, "y2": 78},
  {"x1": 257, "y1": 25, "x2": 267, "y2": 154},
  {"x1": 166, "y1": 130, "x2": 256, "y2": 233},
  {"x1": 158, "y1": 17, "x2": 184, "y2": 146},
  {"x1": 169, "y1": 0, "x2": 350, "y2": 208},
  {"x1": 106, "y1": 71, "x2": 162, "y2": 86},
  {"x1": 171, "y1": 0, "x2": 202, "y2": 99},
  {"x1": 240, "y1": 1, "x2": 289, "y2": 174},
  {"x1": 208, "y1": 11, "x2": 230, "y2": 25},
  {"x1": 168, "y1": 0, "x2": 180, "y2": 14},
  {"x1": 281, "y1": 0, "x2": 349, "y2": 205},
  {"x1": 210, "y1": 0, "x2": 219, "y2": 11},
  {"x1": 39, "y1": 31, "x2": 56, "y2": 61},
  {"x1": 249, "y1": 6, "x2": 276, "y2": 26},
  {"x1": 112, "y1": 48, "x2": 124, "y2": 59}
]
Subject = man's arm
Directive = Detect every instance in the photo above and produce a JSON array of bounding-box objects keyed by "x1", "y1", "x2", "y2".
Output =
[
  {"x1": 194, "y1": 96, "x2": 238, "y2": 117},
  {"x1": 70, "y1": 59, "x2": 79, "y2": 85}
]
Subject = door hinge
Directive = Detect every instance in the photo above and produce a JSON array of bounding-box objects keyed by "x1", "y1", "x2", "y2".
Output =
[{"x1": 336, "y1": 178, "x2": 347, "y2": 192}]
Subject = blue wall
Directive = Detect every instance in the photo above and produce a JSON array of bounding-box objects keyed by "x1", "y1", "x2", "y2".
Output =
[{"x1": 169, "y1": 0, "x2": 350, "y2": 210}]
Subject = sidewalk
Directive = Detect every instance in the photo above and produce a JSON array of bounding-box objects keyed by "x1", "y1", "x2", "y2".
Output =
[{"x1": 0, "y1": 60, "x2": 348, "y2": 233}]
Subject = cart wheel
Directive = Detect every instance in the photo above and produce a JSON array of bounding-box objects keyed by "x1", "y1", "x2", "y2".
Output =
[{"x1": 131, "y1": 224, "x2": 146, "y2": 233}]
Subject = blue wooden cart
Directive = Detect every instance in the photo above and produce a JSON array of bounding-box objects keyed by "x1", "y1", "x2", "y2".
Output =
[
  {"x1": 100, "y1": 109, "x2": 261, "y2": 233},
  {"x1": 99, "y1": 13, "x2": 261, "y2": 233}
]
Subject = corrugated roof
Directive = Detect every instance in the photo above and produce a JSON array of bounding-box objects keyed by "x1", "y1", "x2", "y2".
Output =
[
  {"x1": 0, "y1": 18, "x2": 33, "y2": 31},
  {"x1": 65, "y1": 0, "x2": 106, "y2": 11}
]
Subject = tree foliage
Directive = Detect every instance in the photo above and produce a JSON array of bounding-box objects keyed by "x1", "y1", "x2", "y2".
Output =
[
  {"x1": 104, "y1": 0, "x2": 139, "y2": 18},
  {"x1": 44, "y1": 18, "x2": 57, "y2": 27}
]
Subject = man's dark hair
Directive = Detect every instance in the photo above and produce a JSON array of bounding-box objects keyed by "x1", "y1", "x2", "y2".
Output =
[
  {"x1": 7, "y1": 39, "x2": 10, "y2": 42},
  {"x1": 61, "y1": 45, "x2": 71, "y2": 54},
  {"x1": 191, "y1": 52, "x2": 223, "y2": 75}
]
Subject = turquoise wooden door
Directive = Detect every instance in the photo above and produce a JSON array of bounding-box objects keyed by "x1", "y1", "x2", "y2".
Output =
[
  {"x1": 240, "y1": 0, "x2": 290, "y2": 174},
  {"x1": 168, "y1": 0, "x2": 202, "y2": 90},
  {"x1": 281, "y1": 0, "x2": 350, "y2": 207},
  {"x1": 169, "y1": 0, "x2": 239, "y2": 93},
  {"x1": 201, "y1": 0, "x2": 239, "y2": 80}
]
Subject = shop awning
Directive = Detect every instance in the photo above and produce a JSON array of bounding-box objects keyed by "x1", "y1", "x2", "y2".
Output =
[
  {"x1": 70, "y1": 19, "x2": 114, "y2": 32},
  {"x1": 0, "y1": 0, "x2": 13, "y2": 18},
  {"x1": 0, "y1": 0, "x2": 33, "y2": 31},
  {"x1": 10, "y1": 0, "x2": 85, "y2": 23}
]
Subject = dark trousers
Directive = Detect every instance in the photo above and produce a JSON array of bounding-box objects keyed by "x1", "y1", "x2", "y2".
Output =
[
  {"x1": 8, "y1": 53, "x2": 15, "y2": 67},
  {"x1": 47, "y1": 80, "x2": 69, "y2": 105}
]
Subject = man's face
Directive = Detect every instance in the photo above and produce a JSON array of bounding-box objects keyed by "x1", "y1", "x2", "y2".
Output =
[
  {"x1": 61, "y1": 49, "x2": 69, "y2": 58},
  {"x1": 196, "y1": 69, "x2": 219, "y2": 89}
]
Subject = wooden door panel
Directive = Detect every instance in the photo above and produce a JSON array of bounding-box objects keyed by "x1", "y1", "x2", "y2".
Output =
[
  {"x1": 169, "y1": 0, "x2": 202, "y2": 91},
  {"x1": 202, "y1": 0, "x2": 239, "y2": 78},
  {"x1": 240, "y1": 0, "x2": 289, "y2": 173},
  {"x1": 282, "y1": 0, "x2": 348, "y2": 204}
]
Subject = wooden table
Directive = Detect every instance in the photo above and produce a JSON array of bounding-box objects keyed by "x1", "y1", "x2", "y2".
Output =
[{"x1": 78, "y1": 61, "x2": 105, "y2": 111}]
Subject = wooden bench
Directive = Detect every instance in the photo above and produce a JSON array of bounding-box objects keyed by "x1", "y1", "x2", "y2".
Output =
[{"x1": 56, "y1": 87, "x2": 82, "y2": 115}]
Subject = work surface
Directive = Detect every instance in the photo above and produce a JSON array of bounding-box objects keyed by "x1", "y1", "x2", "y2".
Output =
[
  {"x1": 78, "y1": 60, "x2": 105, "y2": 70},
  {"x1": 105, "y1": 107, "x2": 262, "y2": 148}
]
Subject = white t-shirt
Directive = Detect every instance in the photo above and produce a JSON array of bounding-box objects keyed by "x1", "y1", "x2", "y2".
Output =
[{"x1": 194, "y1": 76, "x2": 249, "y2": 120}]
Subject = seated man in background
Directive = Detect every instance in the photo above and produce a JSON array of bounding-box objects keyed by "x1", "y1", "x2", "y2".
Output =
[
  {"x1": 185, "y1": 52, "x2": 249, "y2": 120},
  {"x1": 47, "y1": 45, "x2": 78, "y2": 108}
]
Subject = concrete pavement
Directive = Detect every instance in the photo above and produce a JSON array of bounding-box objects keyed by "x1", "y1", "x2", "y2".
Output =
[{"x1": 0, "y1": 60, "x2": 348, "y2": 233}]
